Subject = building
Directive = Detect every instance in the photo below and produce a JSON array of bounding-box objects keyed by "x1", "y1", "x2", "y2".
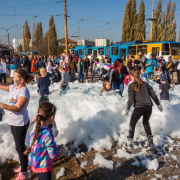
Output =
[
  {"x1": 78, "y1": 39, "x2": 95, "y2": 46},
  {"x1": 57, "y1": 38, "x2": 76, "y2": 47},
  {"x1": 12, "y1": 38, "x2": 32, "y2": 52},
  {"x1": 95, "y1": 38, "x2": 110, "y2": 47}
]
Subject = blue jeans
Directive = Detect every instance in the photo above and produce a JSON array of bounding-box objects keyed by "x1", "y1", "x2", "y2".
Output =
[
  {"x1": 146, "y1": 72, "x2": 153, "y2": 79},
  {"x1": 78, "y1": 71, "x2": 84, "y2": 82},
  {"x1": 36, "y1": 171, "x2": 52, "y2": 180},
  {"x1": 91, "y1": 70, "x2": 102, "y2": 82},
  {"x1": 70, "y1": 69, "x2": 75, "y2": 82},
  {"x1": 0, "y1": 73, "x2": 6, "y2": 83},
  {"x1": 167, "y1": 71, "x2": 172, "y2": 83},
  {"x1": 112, "y1": 82, "x2": 124, "y2": 96}
]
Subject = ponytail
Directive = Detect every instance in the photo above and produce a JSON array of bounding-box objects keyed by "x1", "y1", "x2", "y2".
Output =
[
  {"x1": 15, "y1": 69, "x2": 34, "y2": 84},
  {"x1": 131, "y1": 70, "x2": 143, "y2": 92}
]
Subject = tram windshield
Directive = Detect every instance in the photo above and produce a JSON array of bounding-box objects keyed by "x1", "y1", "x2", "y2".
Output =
[{"x1": 170, "y1": 43, "x2": 180, "y2": 55}]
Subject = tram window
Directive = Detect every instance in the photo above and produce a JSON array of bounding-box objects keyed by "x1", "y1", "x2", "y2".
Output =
[
  {"x1": 137, "y1": 45, "x2": 147, "y2": 54},
  {"x1": 170, "y1": 44, "x2": 180, "y2": 55},
  {"x1": 112, "y1": 47, "x2": 118, "y2": 55},
  {"x1": 79, "y1": 49, "x2": 82, "y2": 55},
  {"x1": 34, "y1": 51, "x2": 38, "y2": 55},
  {"x1": 162, "y1": 43, "x2": 170, "y2": 55},
  {"x1": 128, "y1": 46, "x2": 136, "y2": 55},
  {"x1": 88, "y1": 49, "x2": 92, "y2": 55},
  {"x1": 98, "y1": 48, "x2": 104, "y2": 55}
]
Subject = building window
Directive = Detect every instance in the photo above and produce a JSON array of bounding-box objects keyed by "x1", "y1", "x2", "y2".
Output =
[
  {"x1": 98, "y1": 48, "x2": 104, "y2": 55},
  {"x1": 88, "y1": 49, "x2": 92, "y2": 55},
  {"x1": 137, "y1": 45, "x2": 147, "y2": 55},
  {"x1": 111, "y1": 47, "x2": 118, "y2": 55},
  {"x1": 128, "y1": 46, "x2": 136, "y2": 55},
  {"x1": 79, "y1": 49, "x2": 82, "y2": 55}
]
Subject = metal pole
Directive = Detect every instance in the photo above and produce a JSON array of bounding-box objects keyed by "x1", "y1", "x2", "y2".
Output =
[
  {"x1": 78, "y1": 27, "x2": 79, "y2": 46},
  {"x1": 151, "y1": 0, "x2": 155, "y2": 41},
  {"x1": 64, "y1": 0, "x2": 68, "y2": 54},
  {"x1": 23, "y1": 25, "x2": 25, "y2": 54},
  {"x1": 7, "y1": 30, "x2": 9, "y2": 47}
]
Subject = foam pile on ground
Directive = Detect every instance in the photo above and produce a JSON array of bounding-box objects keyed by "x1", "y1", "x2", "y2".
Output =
[
  {"x1": 93, "y1": 152, "x2": 114, "y2": 170},
  {"x1": 56, "y1": 167, "x2": 65, "y2": 179},
  {"x1": 0, "y1": 81, "x2": 180, "y2": 163}
]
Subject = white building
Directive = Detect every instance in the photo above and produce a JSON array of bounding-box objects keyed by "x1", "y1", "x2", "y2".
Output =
[
  {"x1": 12, "y1": 38, "x2": 32, "y2": 52},
  {"x1": 78, "y1": 39, "x2": 95, "y2": 46},
  {"x1": 95, "y1": 38, "x2": 110, "y2": 47}
]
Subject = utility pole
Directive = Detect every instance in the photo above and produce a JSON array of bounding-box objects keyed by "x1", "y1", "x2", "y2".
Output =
[
  {"x1": 151, "y1": 0, "x2": 155, "y2": 41},
  {"x1": 22, "y1": 25, "x2": 25, "y2": 54},
  {"x1": 78, "y1": 27, "x2": 79, "y2": 46},
  {"x1": 64, "y1": 0, "x2": 68, "y2": 54},
  {"x1": 48, "y1": 36, "x2": 50, "y2": 55}
]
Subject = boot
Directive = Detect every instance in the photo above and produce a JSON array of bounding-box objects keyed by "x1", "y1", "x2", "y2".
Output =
[
  {"x1": 123, "y1": 137, "x2": 134, "y2": 150},
  {"x1": 145, "y1": 135, "x2": 155, "y2": 150}
]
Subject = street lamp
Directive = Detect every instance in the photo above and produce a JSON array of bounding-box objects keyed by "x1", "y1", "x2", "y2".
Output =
[{"x1": 0, "y1": 25, "x2": 18, "y2": 47}]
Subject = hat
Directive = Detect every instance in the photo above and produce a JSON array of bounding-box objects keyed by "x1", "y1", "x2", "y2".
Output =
[
  {"x1": 138, "y1": 52, "x2": 142, "y2": 55},
  {"x1": 160, "y1": 74, "x2": 166, "y2": 82}
]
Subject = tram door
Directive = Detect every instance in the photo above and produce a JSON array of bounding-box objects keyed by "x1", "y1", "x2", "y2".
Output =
[
  {"x1": 152, "y1": 47, "x2": 160, "y2": 57},
  {"x1": 93, "y1": 50, "x2": 97, "y2": 58},
  {"x1": 120, "y1": 49, "x2": 126, "y2": 63}
]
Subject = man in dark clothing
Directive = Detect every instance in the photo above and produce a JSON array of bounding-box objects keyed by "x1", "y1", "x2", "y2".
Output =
[
  {"x1": 127, "y1": 56, "x2": 141, "y2": 71},
  {"x1": 83, "y1": 55, "x2": 90, "y2": 79},
  {"x1": 42, "y1": 53, "x2": 47, "y2": 64},
  {"x1": 36, "y1": 58, "x2": 46, "y2": 74},
  {"x1": 23, "y1": 55, "x2": 30, "y2": 72},
  {"x1": 13, "y1": 55, "x2": 21, "y2": 69}
]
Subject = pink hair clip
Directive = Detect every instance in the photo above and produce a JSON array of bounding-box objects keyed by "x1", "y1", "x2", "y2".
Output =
[{"x1": 38, "y1": 113, "x2": 42, "y2": 116}]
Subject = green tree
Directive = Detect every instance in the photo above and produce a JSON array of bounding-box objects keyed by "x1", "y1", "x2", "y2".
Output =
[
  {"x1": 48, "y1": 15, "x2": 57, "y2": 42},
  {"x1": 152, "y1": 0, "x2": 162, "y2": 41},
  {"x1": 134, "y1": 0, "x2": 146, "y2": 41},
  {"x1": 24, "y1": 20, "x2": 31, "y2": 51},
  {"x1": 159, "y1": 11, "x2": 166, "y2": 41},
  {"x1": 36, "y1": 22, "x2": 43, "y2": 43}
]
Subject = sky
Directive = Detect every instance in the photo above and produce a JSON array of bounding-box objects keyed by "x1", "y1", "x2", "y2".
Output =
[{"x1": 0, "y1": 0, "x2": 180, "y2": 45}]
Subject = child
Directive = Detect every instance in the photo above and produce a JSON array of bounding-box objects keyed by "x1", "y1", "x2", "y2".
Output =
[
  {"x1": 46, "y1": 61, "x2": 54, "y2": 84},
  {"x1": 99, "y1": 81, "x2": 120, "y2": 96},
  {"x1": 157, "y1": 74, "x2": 175, "y2": 100},
  {"x1": 37, "y1": 67, "x2": 50, "y2": 96},
  {"x1": 9, "y1": 60, "x2": 16, "y2": 83},
  {"x1": 52, "y1": 66, "x2": 61, "y2": 83},
  {"x1": 140, "y1": 69, "x2": 148, "y2": 82},
  {"x1": 59, "y1": 67, "x2": 69, "y2": 91},
  {"x1": 25, "y1": 102, "x2": 65, "y2": 180},
  {"x1": 155, "y1": 66, "x2": 163, "y2": 84}
]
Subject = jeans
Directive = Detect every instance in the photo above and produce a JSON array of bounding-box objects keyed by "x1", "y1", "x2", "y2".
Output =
[
  {"x1": 70, "y1": 69, "x2": 75, "y2": 82},
  {"x1": 167, "y1": 71, "x2": 172, "y2": 83},
  {"x1": 177, "y1": 70, "x2": 180, "y2": 84},
  {"x1": 129, "y1": 107, "x2": 152, "y2": 139},
  {"x1": 78, "y1": 71, "x2": 84, "y2": 82},
  {"x1": 10, "y1": 121, "x2": 29, "y2": 172},
  {"x1": 112, "y1": 82, "x2": 124, "y2": 96},
  {"x1": 84, "y1": 68, "x2": 88, "y2": 79},
  {"x1": 36, "y1": 171, "x2": 52, "y2": 180},
  {"x1": 146, "y1": 72, "x2": 153, "y2": 79},
  {"x1": 0, "y1": 73, "x2": 6, "y2": 83},
  {"x1": 91, "y1": 70, "x2": 102, "y2": 82}
]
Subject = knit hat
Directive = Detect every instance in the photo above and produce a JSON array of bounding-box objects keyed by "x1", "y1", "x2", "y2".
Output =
[{"x1": 160, "y1": 74, "x2": 166, "y2": 82}]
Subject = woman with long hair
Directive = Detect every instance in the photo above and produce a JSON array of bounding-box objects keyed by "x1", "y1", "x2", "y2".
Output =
[
  {"x1": 0, "y1": 69, "x2": 33, "y2": 179},
  {"x1": 109, "y1": 59, "x2": 129, "y2": 96},
  {"x1": 122, "y1": 70, "x2": 163, "y2": 150}
]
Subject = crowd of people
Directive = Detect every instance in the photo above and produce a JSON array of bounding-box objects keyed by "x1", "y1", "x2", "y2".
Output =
[{"x1": 0, "y1": 51, "x2": 179, "y2": 180}]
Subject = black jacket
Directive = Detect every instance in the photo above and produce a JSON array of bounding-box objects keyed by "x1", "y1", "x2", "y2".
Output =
[
  {"x1": 109, "y1": 66, "x2": 128, "y2": 84},
  {"x1": 127, "y1": 60, "x2": 141, "y2": 71},
  {"x1": 127, "y1": 81, "x2": 160, "y2": 110}
]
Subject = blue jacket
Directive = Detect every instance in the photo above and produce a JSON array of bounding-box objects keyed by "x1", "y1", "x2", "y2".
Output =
[
  {"x1": 37, "y1": 75, "x2": 50, "y2": 95},
  {"x1": 36, "y1": 60, "x2": 46, "y2": 70}
]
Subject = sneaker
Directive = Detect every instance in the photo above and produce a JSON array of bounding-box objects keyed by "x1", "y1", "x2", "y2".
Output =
[
  {"x1": 123, "y1": 137, "x2": 134, "y2": 150},
  {"x1": 13, "y1": 172, "x2": 29, "y2": 180},
  {"x1": 145, "y1": 135, "x2": 155, "y2": 150},
  {"x1": 14, "y1": 167, "x2": 31, "y2": 174}
]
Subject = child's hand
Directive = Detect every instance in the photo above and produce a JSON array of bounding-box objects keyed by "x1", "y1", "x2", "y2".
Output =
[{"x1": 115, "y1": 89, "x2": 120, "y2": 92}]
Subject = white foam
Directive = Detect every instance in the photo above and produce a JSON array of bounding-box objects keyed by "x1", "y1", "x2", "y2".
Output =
[{"x1": 56, "y1": 167, "x2": 65, "y2": 179}]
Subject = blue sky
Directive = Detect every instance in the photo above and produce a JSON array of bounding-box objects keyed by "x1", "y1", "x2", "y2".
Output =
[{"x1": 0, "y1": 0, "x2": 180, "y2": 45}]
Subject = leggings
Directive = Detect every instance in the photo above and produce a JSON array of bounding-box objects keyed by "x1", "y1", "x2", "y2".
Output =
[
  {"x1": 129, "y1": 106, "x2": 152, "y2": 139},
  {"x1": 36, "y1": 171, "x2": 52, "y2": 180},
  {"x1": 10, "y1": 121, "x2": 29, "y2": 172}
]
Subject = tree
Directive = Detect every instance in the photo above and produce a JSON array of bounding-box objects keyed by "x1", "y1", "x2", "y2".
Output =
[
  {"x1": 152, "y1": 0, "x2": 162, "y2": 41},
  {"x1": 32, "y1": 21, "x2": 36, "y2": 45},
  {"x1": 121, "y1": 0, "x2": 131, "y2": 42},
  {"x1": 17, "y1": 43, "x2": 23, "y2": 52},
  {"x1": 35, "y1": 22, "x2": 43, "y2": 43},
  {"x1": 24, "y1": 20, "x2": 31, "y2": 51},
  {"x1": 48, "y1": 15, "x2": 57, "y2": 42},
  {"x1": 134, "y1": 0, "x2": 146, "y2": 41},
  {"x1": 179, "y1": 28, "x2": 180, "y2": 42},
  {"x1": 159, "y1": 11, "x2": 166, "y2": 41},
  {"x1": 110, "y1": 40, "x2": 114, "y2": 45}
]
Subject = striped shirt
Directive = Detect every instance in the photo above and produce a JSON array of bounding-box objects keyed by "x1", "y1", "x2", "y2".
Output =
[{"x1": 28, "y1": 126, "x2": 58, "y2": 173}]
